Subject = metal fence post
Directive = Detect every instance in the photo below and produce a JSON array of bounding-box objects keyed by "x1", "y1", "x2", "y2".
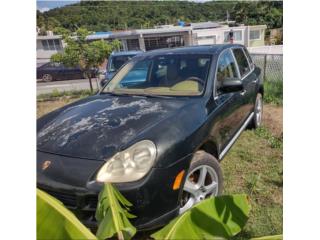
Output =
[{"x1": 263, "y1": 54, "x2": 267, "y2": 82}]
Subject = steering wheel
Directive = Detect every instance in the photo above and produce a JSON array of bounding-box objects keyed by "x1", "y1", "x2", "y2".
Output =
[{"x1": 184, "y1": 76, "x2": 205, "y2": 86}]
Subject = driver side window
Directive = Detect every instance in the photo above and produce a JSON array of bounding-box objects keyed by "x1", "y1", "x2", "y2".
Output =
[{"x1": 215, "y1": 49, "x2": 239, "y2": 95}]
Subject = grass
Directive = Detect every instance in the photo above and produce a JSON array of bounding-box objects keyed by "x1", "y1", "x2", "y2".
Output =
[
  {"x1": 37, "y1": 89, "x2": 93, "y2": 102},
  {"x1": 37, "y1": 97, "x2": 283, "y2": 239},
  {"x1": 223, "y1": 126, "x2": 283, "y2": 239},
  {"x1": 264, "y1": 80, "x2": 283, "y2": 105}
]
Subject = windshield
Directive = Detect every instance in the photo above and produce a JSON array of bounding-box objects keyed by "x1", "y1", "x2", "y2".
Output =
[
  {"x1": 109, "y1": 55, "x2": 135, "y2": 72},
  {"x1": 102, "y1": 54, "x2": 212, "y2": 96}
]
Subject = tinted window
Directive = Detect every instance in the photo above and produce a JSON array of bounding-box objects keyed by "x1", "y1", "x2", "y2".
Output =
[
  {"x1": 233, "y1": 48, "x2": 250, "y2": 77},
  {"x1": 45, "y1": 62, "x2": 62, "y2": 68},
  {"x1": 243, "y1": 47, "x2": 254, "y2": 69},
  {"x1": 216, "y1": 50, "x2": 239, "y2": 93},
  {"x1": 120, "y1": 60, "x2": 150, "y2": 86},
  {"x1": 109, "y1": 55, "x2": 135, "y2": 72}
]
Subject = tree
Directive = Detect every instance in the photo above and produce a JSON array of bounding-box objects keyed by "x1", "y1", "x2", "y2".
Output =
[
  {"x1": 51, "y1": 27, "x2": 121, "y2": 92},
  {"x1": 39, "y1": 1, "x2": 282, "y2": 32}
]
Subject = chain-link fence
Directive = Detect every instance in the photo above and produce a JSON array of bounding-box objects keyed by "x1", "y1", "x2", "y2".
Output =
[{"x1": 251, "y1": 54, "x2": 283, "y2": 82}]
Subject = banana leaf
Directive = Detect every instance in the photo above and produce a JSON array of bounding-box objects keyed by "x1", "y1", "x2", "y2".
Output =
[
  {"x1": 95, "y1": 183, "x2": 136, "y2": 240},
  {"x1": 151, "y1": 194, "x2": 251, "y2": 240},
  {"x1": 251, "y1": 235, "x2": 283, "y2": 240},
  {"x1": 37, "y1": 188, "x2": 97, "y2": 240}
]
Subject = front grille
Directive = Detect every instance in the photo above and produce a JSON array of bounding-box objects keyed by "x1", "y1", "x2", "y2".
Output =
[
  {"x1": 40, "y1": 188, "x2": 99, "y2": 211},
  {"x1": 44, "y1": 189, "x2": 77, "y2": 207},
  {"x1": 86, "y1": 195, "x2": 98, "y2": 209}
]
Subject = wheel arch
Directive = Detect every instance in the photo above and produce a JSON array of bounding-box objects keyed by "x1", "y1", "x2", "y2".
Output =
[
  {"x1": 197, "y1": 140, "x2": 219, "y2": 161},
  {"x1": 258, "y1": 84, "x2": 264, "y2": 97}
]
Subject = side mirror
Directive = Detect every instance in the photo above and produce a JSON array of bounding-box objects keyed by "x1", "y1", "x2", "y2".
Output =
[{"x1": 220, "y1": 77, "x2": 243, "y2": 93}]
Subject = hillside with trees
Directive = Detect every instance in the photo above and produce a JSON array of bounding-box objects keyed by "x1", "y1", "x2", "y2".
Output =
[{"x1": 37, "y1": 1, "x2": 282, "y2": 33}]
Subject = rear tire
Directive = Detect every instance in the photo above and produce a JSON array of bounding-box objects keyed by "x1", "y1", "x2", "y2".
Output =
[
  {"x1": 42, "y1": 74, "x2": 53, "y2": 82},
  {"x1": 253, "y1": 93, "x2": 263, "y2": 128},
  {"x1": 179, "y1": 151, "x2": 223, "y2": 214}
]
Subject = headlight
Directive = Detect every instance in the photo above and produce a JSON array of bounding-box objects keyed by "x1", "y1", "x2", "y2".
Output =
[{"x1": 96, "y1": 140, "x2": 156, "y2": 183}]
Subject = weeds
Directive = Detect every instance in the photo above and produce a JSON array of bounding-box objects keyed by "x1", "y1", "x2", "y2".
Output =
[
  {"x1": 37, "y1": 89, "x2": 93, "y2": 101},
  {"x1": 264, "y1": 80, "x2": 283, "y2": 105},
  {"x1": 255, "y1": 127, "x2": 282, "y2": 149},
  {"x1": 246, "y1": 174, "x2": 262, "y2": 196}
]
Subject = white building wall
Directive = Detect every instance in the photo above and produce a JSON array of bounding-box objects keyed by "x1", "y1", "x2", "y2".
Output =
[{"x1": 193, "y1": 26, "x2": 260, "y2": 47}]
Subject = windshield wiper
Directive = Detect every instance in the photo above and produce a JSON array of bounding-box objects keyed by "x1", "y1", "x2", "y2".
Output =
[
  {"x1": 134, "y1": 93, "x2": 173, "y2": 99},
  {"x1": 101, "y1": 91, "x2": 172, "y2": 99},
  {"x1": 100, "y1": 92, "x2": 130, "y2": 97}
]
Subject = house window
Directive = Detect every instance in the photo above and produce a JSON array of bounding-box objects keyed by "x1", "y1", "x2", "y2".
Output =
[
  {"x1": 250, "y1": 30, "x2": 261, "y2": 40},
  {"x1": 224, "y1": 30, "x2": 242, "y2": 42},
  {"x1": 41, "y1": 39, "x2": 62, "y2": 51},
  {"x1": 144, "y1": 35, "x2": 184, "y2": 51}
]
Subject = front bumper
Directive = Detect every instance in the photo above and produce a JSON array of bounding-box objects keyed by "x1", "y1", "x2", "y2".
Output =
[{"x1": 37, "y1": 151, "x2": 192, "y2": 231}]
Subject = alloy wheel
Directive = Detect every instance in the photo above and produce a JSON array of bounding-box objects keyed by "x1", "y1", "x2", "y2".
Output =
[
  {"x1": 42, "y1": 74, "x2": 52, "y2": 82},
  {"x1": 255, "y1": 97, "x2": 263, "y2": 127},
  {"x1": 179, "y1": 165, "x2": 219, "y2": 214}
]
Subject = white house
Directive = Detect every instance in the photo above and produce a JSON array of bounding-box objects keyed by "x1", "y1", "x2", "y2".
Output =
[{"x1": 37, "y1": 22, "x2": 267, "y2": 65}]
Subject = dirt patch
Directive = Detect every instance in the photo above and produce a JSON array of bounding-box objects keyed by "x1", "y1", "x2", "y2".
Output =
[
  {"x1": 37, "y1": 98, "x2": 78, "y2": 118},
  {"x1": 263, "y1": 104, "x2": 283, "y2": 138}
]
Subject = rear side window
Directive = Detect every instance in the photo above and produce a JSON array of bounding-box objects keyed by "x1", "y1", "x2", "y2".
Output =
[
  {"x1": 216, "y1": 49, "x2": 239, "y2": 94},
  {"x1": 243, "y1": 47, "x2": 254, "y2": 69},
  {"x1": 232, "y1": 48, "x2": 251, "y2": 77}
]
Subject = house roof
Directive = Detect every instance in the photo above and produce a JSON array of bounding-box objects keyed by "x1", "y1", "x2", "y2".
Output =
[{"x1": 190, "y1": 21, "x2": 221, "y2": 29}]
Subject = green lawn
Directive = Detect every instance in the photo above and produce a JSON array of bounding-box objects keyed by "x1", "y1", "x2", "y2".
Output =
[{"x1": 223, "y1": 127, "x2": 283, "y2": 239}]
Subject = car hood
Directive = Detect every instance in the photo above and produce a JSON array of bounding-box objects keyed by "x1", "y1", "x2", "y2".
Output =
[{"x1": 37, "y1": 94, "x2": 189, "y2": 160}]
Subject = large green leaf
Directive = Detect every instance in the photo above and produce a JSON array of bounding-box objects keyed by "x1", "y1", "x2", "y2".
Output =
[
  {"x1": 37, "y1": 188, "x2": 97, "y2": 240},
  {"x1": 251, "y1": 235, "x2": 283, "y2": 240},
  {"x1": 95, "y1": 183, "x2": 136, "y2": 240},
  {"x1": 151, "y1": 194, "x2": 250, "y2": 240}
]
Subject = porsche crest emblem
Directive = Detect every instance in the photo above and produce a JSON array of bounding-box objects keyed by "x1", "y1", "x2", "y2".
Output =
[{"x1": 42, "y1": 160, "x2": 51, "y2": 170}]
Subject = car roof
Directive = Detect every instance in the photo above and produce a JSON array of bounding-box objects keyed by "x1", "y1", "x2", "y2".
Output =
[
  {"x1": 111, "y1": 50, "x2": 144, "y2": 56},
  {"x1": 141, "y1": 44, "x2": 245, "y2": 57}
]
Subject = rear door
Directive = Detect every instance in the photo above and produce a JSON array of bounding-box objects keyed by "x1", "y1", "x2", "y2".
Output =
[{"x1": 232, "y1": 47, "x2": 257, "y2": 115}]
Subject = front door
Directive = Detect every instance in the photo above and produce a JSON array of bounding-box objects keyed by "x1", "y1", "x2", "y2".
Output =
[{"x1": 209, "y1": 48, "x2": 249, "y2": 155}]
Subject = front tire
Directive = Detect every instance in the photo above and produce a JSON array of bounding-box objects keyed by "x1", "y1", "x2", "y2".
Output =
[
  {"x1": 42, "y1": 74, "x2": 53, "y2": 82},
  {"x1": 179, "y1": 151, "x2": 223, "y2": 214}
]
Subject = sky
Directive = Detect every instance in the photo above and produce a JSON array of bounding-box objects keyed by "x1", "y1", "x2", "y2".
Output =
[
  {"x1": 37, "y1": 1, "x2": 80, "y2": 12},
  {"x1": 37, "y1": 0, "x2": 210, "y2": 13}
]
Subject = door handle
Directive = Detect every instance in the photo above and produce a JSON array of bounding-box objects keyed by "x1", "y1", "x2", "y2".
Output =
[{"x1": 240, "y1": 90, "x2": 247, "y2": 96}]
